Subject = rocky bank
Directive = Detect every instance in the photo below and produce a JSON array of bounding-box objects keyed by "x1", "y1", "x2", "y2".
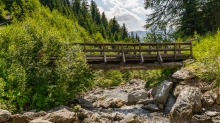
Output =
[{"x1": 1, "y1": 66, "x2": 220, "y2": 123}]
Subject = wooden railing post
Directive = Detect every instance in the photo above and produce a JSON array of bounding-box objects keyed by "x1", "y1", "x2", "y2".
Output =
[
  {"x1": 121, "y1": 44, "x2": 125, "y2": 63},
  {"x1": 178, "y1": 44, "x2": 181, "y2": 54},
  {"x1": 190, "y1": 43, "x2": 193, "y2": 58},
  {"x1": 103, "y1": 44, "x2": 106, "y2": 63},
  {"x1": 149, "y1": 45, "x2": 151, "y2": 54},
  {"x1": 157, "y1": 43, "x2": 159, "y2": 61},
  {"x1": 174, "y1": 43, "x2": 177, "y2": 60},
  {"x1": 134, "y1": 46, "x2": 136, "y2": 55},
  {"x1": 118, "y1": 45, "x2": 120, "y2": 55},
  {"x1": 164, "y1": 45, "x2": 167, "y2": 54},
  {"x1": 84, "y1": 44, "x2": 86, "y2": 61},
  {"x1": 100, "y1": 45, "x2": 102, "y2": 55}
]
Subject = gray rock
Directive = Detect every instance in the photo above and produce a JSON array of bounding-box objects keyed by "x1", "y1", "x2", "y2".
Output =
[
  {"x1": 212, "y1": 116, "x2": 220, "y2": 123},
  {"x1": 141, "y1": 104, "x2": 159, "y2": 111},
  {"x1": 78, "y1": 98, "x2": 94, "y2": 108},
  {"x1": 10, "y1": 114, "x2": 33, "y2": 123},
  {"x1": 0, "y1": 109, "x2": 12, "y2": 122},
  {"x1": 29, "y1": 119, "x2": 53, "y2": 123},
  {"x1": 109, "y1": 112, "x2": 125, "y2": 120},
  {"x1": 82, "y1": 113, "x2": 111, "y2": 123},
  {"x1": 170, "y1": 87, "x2": 202, "y2": 123},
  {"x1": 206, "y1": 111, "x2": 219, "y2": 117},
  {"x1": 137, "y1": 99, "x2": 154, "y2": 105},
  {"x1": 191, "y1": 114, "x2": 212, "y2": 123},
  {"x1": 53, "y1": 105, "x2": 70, "y2": 111},
  {"x1": 128, "y1": 89, "x2": 148, "y2": 104},
  {"x1": 23, "y1": 111, "x2": 47, "y2": 118},
  {"x1": 85, "y1": 95, "x2": 98, "y2": 103},
  {"x1": 172, "y1": 67, "x2": 195, "y2": 80},
  {"x1": 100, "y1": 98, "x2": 125, "y2": 109},
  {"x1": 201, "y1": 90, "x2": 217, "y2": 107},
  {"x1": 120, "y1": 113, "x2": 140, "y2": 123},
  {"x1": 153, "y1": 80, "x2": 173, "y2": 104},
  {"x1": 43, "y1": 109, "x2": 78, "y2": 123},
  {"x1": 78, "y1": 108, "x2": 93, "y2": 120},
  {"x1": 172, "y1": 84, "x2": 185, "y2": 98},
  {"x1": 158, "y1": 104, "x2": 164, "y2": 110},
  {"x1": 165, "y1": 95, "x2": 176, "y2": 114}
]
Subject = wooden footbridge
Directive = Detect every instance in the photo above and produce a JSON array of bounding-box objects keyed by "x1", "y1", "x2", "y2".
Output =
[{"x1": 74, "y1": 42, "x2": 193, "y2": 70}]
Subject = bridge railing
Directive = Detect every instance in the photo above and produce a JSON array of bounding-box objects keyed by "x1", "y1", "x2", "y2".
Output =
[{"x1": 74, "y1": 42, "x2": 192, "y2": 64}]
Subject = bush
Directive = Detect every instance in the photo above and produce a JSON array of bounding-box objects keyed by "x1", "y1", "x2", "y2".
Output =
[{"x1": 0, "y1": 0, "x2": 94, "y2": 112}]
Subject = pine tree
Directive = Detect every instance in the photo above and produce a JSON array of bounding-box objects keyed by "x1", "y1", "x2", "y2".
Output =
[{"x1": 121, "y1": 23, "x2": 128, "y2": 40}]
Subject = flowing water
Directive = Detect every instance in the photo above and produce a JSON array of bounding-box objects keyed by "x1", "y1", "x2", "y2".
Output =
[{"x1": 86, "y1": 87, "x2": 170, "y2": 123}]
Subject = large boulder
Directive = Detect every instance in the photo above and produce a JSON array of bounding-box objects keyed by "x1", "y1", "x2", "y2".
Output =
[
  {"x1": 0, "y1": 109, "x2": 12, "y2": 122},
  {"x1": 10, "y1": 114, "x2": 33, "y2": 123},
  {"x1": 120, "y1": 113, "x2": 140, "y2": 123},
  {"x1": 82, "y1": 113, "x2": 111, "y2": 123},
  {"x1": 77, "y1": 108, "x2": 93, "y2": 121},
  {"x1": 170, "y1": 87, "x2": 202, "y2": 123},
  {"x1": 172, "y1": 67, "x2": 195, "y2": 80},
  {"x1": 152, "y1": 80, "x2": 173, "y2": 104},
  {"x1": 201, "y1": 90, "x2": 217, "y2": 108},
  {"x1": 141, "y1": 104, "x2": 159, "y2": 111},
  {"x1": 172, "y1": 84, "x2": 185, "y2": 98},
  {"x1": 77, "y1": 98, "x2": 94, "y2": 109},
  {"x1": 100, "y1": 98, "x2": 126, "y2": 109},
  {"x1": 128, "y1": 89, "x2": 148, "y2": 104},
  {"x1": 42, "y1": 109, "x2": 78, "y2": 123},
  {"x1": 23, "y1": 111, "x2": 47, "y2": 118},
  {"x1": 191, "y1": 114, "x2": 212, "y2": 123},
  {"x1": 165, "y1": 95, "x2": 176, "y2": 114}
]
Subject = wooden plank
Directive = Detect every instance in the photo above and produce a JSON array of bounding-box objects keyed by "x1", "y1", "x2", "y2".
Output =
[
  {"x1": 174, "y1": 43, "x2": 177, "y2": 60},
  {"x1": 134, "y1": 46, "x2": 136, "y2": 55},
  {"x1": 118, "y1": 45, "x2": 120, "y2": 55},
  {"x1": 122, "y1": 44, "x2": 126, "y2": 63},
  {"x1": 149, "y1": 45, "x2": 151, "y2": 54},
  {"x1": 184, "y1": 38, "x2": 200, "y2": 43},
  {"x1": 140, "y1": 52, "x2": 144, "y2": 63},
  {"x1": 100, "y1": 46, "x2": 102, "y2": 55},
  {"x1": 74, "y1": 42, "x2": 192, "y2": 46},
  {"x1": 86, "y1": 54, "x2": 191, "y2": 58},
  {"x1": 164, "y1": 45, "x2": 167, "y2": 54},
  {"x1": 158, "y1": 52, "x2": 163, "y2": 63},
  {"x1": 178, "y1": 44, "x2": 181, "y2": 53},
  {"x1": 88, "y1": 62, "x2": 183, "y2": 70},
  {"x1": 157, "y1": 43, "x2": 159, "y2": 61}
]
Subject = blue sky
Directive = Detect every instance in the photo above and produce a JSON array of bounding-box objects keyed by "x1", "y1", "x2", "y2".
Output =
[{"x1": 94, "y1": 0, "x2": 152, "y2": 32}]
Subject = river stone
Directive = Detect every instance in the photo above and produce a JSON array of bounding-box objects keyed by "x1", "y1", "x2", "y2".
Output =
[
  {"x1": 172, "y1": 67, "x2": 195, "y2": 80},
  {"x1": 128, "y1": 89, "x2": 148, "y2": 104},
  {"x1": 170, "y1": 87, "x2": 202, "y2": 123},
  {"x1": 109, "y1": 112, "x2": 125, "y2": 121},
  {"x1": 29, "y1": 119, "x2": 53, "y2": 123},
  {"x1": 158, "y1": 104, "x2": 164, "y2": 110},
  {"x1": 191, "y1": 114, "x2": 212, "y2": 123},
  {"x1": 43, "y1": 109, "x2": 78, "y2": 123},
  {"x1": 137, "y1": 99, "x2": 154, "y2": 105},
  {"x1": 77, "y1": 98, "x2": 94, "y2": 108},
  {"x1": 172, "y1": 84, "x2": 185, "y2": 98},
  {"x1": 77, "y1": 108, "x2": 93, "y2": 120},
  {"x1": 82, "y1": 112, "x2": 111, "y2": 123},
  {"x1": 23, "y1": 111, "x2": 47, "y2": 118},
  {"x1": 206, "y1": 111, "x2": 219, "y2": 117},
  {"x1": 201, "y1": 90, "x2": 217, "y2": 107},
  {"x1": 120, "y1": 113, "x2": 140, "y2": 123},
  {"x1": 141, "y1": 104, "x2": 159, "y2": 111},
  {"x1": 11, "y1": 114, "x2": 33, "y2": 123},
  {"x1": 0, "y1": 109, "x2": 12, "y2": 122},
  {"x1": 165, "y1": 95, "x2": 176, "y2": 114},
  {"x1": 212, "y1": 116, "x2": 220, "y2": 123},
  {"x1": 153, "y1": 80, "x2": 173, "y2": 104},
  {"x1": 100, "y1": 98, "x2": 125, "y2": 108}
]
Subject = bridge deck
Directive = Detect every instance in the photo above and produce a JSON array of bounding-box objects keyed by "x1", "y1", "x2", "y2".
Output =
[{"x1": 74, "y1": 42, "x2": 192, "y2": 70}]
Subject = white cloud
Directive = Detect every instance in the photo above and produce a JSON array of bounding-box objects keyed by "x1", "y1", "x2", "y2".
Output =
[
  {"x1": 103, "y1": 0, "x2": 140, "y2": 9},
  {"x1": 98, "y1": 6, "x2": 104, "y2": 14},
  {"x1": 105, "y1": 6, "x2": 142, "y2": 22},
  {"x1": 131, "y1": 7, "x2": 152, "y2": 14},
  {"x1": 102, "y1": 0, "x2": 107, "y2": 5}
]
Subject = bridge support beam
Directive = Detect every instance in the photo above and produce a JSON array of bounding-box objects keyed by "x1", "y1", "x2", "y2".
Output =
[{"x1": 88, "y1": 62, "x2": 183, "y2": 70}]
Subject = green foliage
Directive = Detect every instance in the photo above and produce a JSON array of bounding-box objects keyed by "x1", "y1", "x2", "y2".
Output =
[{"x1": 0, "y1": 0, "x2": 94, "y2": 112}]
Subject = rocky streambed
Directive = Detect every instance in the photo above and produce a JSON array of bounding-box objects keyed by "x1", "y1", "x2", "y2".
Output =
[{"x1": 1, "y1": 66, "x2": 220, "y2": 123}]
